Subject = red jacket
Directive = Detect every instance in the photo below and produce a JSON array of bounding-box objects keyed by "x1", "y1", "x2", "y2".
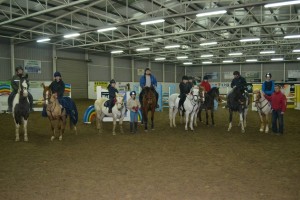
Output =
[
  {"x1": 200, "y1": 81, "x2": 211, "y2": 92},
  {"x1": 264, "y1": 91, "x2": 287, "y2": 112}
]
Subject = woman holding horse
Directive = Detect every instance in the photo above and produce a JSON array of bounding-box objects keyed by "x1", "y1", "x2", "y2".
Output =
[{"x1": 107, "y1": 79, "x2": 118, "y2": 113}]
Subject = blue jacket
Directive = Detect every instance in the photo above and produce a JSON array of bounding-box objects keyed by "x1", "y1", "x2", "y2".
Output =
[
  {"x1": 262, "y1": 80, "x2": 275, "y2": 96},
  {"x1": 139, "y1": 74, "x2": 157, "y2": 88}
]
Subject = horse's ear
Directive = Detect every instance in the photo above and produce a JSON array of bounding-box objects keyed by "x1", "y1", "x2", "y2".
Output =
[
  {"x1": 115, "y1": 92, "x2": 118, "y2": 96},
  {"x1": 41, "y1": 83, "x2": 45, "y2": 88}
]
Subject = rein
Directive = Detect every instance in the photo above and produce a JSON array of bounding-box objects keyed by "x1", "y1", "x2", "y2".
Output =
[{"x1": 255, "y1": 96, "x2": 270, "y2": 111}]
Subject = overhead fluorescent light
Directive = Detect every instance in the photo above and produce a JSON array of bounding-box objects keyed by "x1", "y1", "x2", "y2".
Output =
[
  {"x1": 155, "y1": 57, "x2": 166, "y2": 61},
  {"x1": 293, "y1": 49, "x2": 300, "y2": 52},
  {"x1": 97, "y1": 27, "x2": 117, "y2": 33},
  {"x1": 201, "y1": 54, "x2": 213, "y2": 58},
  {"x1": 196, "y1": 10, "x2": 227, "y2": 17},
  {"x1": 111, "y1": 50, "x2": 123, "y2": 54},
  {"x1": 183, "y1": 62, "x2": 193, "y2": 65},
  {"x1": 246, "y1": 59, "x2": 258, "y2": 62},
  {"x1": 37, "y1": 38, "x2": 50, "y2": 43},
  {"x1": 177, "y1": 56, "x2": 188, "y2": 59},
  {"x1": 260, "y1": 50, "x2": 275, "y2": 54},
  {"x1": 229, "y1": 52, "x2": 243, "y2": 56},
  {"x1": 63, "y1": 33, "x2": 80, "y2": 38},
  {"x1": 136, "y1": 47, "x2": 150, "y2": 51},
  {"x1": 165, "y1": 44, "x2": 180, "y2": 49},
  {"x1": 265, "y1": 0, "x2": 300, "y2": 8},
  {"x1": 223, "y1": 60, "x2": 233, "y2": 63},
  {"x1": 141, "y1": 19, "x2": 165, "y2": 25},
  {"x1": 271, "y1": 58, "x2": 284, "y2": 61},
  {"x1": 202, "y1": 61, "x2": 212, "y2": 64},
  {"x1": 200, "y1": 41, "x2": 217, "y2": 46},
  {"x1": 284, "y1": 35, "x2": 300, "y2": 39},
  {"x1": 297, "y1": 57, "x2": 300, "y2": 60},
  {"x1": 239, "y1": 38, "x2": 260, "y2": 42}
]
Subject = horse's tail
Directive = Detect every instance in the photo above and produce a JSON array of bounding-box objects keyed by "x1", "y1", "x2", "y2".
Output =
[
  {"x1": 94, "y1": 98, "x2": 107, "y2": 112},
  {"x1": 69, "y1": 99, "x2": 78, "y2": 128}
]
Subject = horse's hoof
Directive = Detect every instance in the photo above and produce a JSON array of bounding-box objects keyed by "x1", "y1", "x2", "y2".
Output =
[
  {"x1": 15, "y1": 138, "x2": 20, "y2": 142},
  {"x1": 51, "y1": 136, "x2": 55, "y2": 141},
  {"x1": 112, "y1": 132, "x2": 116, "y2": 135},
  {"x1": 59, "y1": 136, "x2": 62, "y2": 141},
  {"x1": 227, "y1": 129, "x2": 231, "y2": 132},
  {"x1": 265, "y1": 131, "x2": 269, "y2": 134},
  {"x1": 144, "y1": 130, "x2": 148, "y2": 132},
  {"x1": 241, "y1": 130, "x2": 245, "y2": 133},
  {"x1": 24, "y1": 137, "x2": 28, "y2": 142},
  {"x1": 152, "y1": 128, "x2": 155, "y2": 131}
]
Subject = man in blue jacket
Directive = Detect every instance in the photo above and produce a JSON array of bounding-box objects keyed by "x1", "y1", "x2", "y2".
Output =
[{"x1": 139, "y1": 68, "x2": 159, "y2": 108}]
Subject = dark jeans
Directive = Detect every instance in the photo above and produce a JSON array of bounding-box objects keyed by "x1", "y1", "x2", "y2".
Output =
[
  {"x1": 139, "y1": 88, "x2": 159, "y2": 106},
  {"x1": 8, "y1": 91, "x2": 33, "y2": 110},
  {"x1": 272, "y1": 110, "x2": 284, "y2": 134},
  {"x1": 178, "y1": 94, "x2": 186, "y2": 110}
]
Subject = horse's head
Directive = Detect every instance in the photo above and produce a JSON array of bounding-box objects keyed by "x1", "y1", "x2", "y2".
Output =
[
  {"x1": 143, "y1": 87, "x2": 156, "y2": 105},
  {"x1": 115, "y1": 93, "x2": 124, "y2": 110},
  {"x1": 210, "y1": 87, "x2": 220, "y2": 101},
  {"x1": 190, "y1": 86, "x2": 200, "y2": 101},
  {"x1": 42, "y1": 83, "x2": 52, "y2": 105},
  {"x1": 19, "y1": 78, "x2": 28, "y2": 98},
  {"x1": 198, "y1": 86, "x2": 205, "y2": 103}
]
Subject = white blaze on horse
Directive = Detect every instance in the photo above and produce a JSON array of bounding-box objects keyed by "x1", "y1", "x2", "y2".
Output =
[
  {"x1": 169, "y1": 86, "x2": 200, "y2": 131},
  {"x1": 12, "y1": 78, "x2": 30, "y2": 142},
  {"x1": 254, "y1": 90, "x2": 272, "y2": 133},
  {"x1": 94, "y1": 93, "x2": 126, "y2": 135}
]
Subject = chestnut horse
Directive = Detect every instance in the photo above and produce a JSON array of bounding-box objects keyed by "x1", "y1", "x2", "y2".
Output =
[
  {"x1": 199, "y1": 87, "x2": 220, "y2": 126},
  {"x1": 42, "y1": 83, "x2": 77, "y2": 141},
  {"x1": 254, "y1": 90, "x2": 272, "y2": 133},
  {"x1": 141, "y1": 86, "x2": 156, "y2": 131}
]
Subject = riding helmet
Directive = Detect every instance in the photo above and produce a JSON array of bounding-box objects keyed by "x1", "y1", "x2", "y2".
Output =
[
  {"x1": 265, "y1": 72, "x2": 272, "y2": 78},
  {"x1": 110, "y1": 79, "x2": 116, "y2": 84},
  {"x1": 233, "y1": 71, "x2": 240, "y2": 76},
  {"x1": 54, "y1": 71, "x2": 61, "y2": 77},
  {"x1": 182, "y1": 75, "x2": 188, "y2": 81},
  {"x1": 203, "y1": 75, "x2": 209, "y2": 80},
  {"x1": 188, "y1": 76, "x2": 194, "y2": 80},
  {"x1": 130, "y1": 91, "x2": 136, "y2": 96},
  {"x1": 15, "y1": 66, "x2": 23, "y2": 71}
]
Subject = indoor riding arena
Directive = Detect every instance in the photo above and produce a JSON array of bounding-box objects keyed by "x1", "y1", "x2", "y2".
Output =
[{"x1": 0, "y1": 1, "x2": 300, "y2": 200}]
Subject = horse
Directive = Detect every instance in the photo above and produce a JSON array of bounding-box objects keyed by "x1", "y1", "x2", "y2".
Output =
[
  {"x1": 169, "y1": 86, "x2": 200, "y2": 131},
  {"x1": 42, "y1": 83, "x2": 78, "y2": 141},
  {"x1": 94, "y1": 93, "x2": 126, "y2": 135},
  {"x1": 226, "y1": 86, "x2": 249, "y2": 133},
  {"x1": 12, "y1": 77, "x2": 30, "y2": 142},
  {"x1": 199, "y1": 87, "x2": 220, "y2": 126},
  {"x1": 140, "y1": 86, "x2": 157, "y2": 131},
  {"x1": 253, "y1": 90, "x2": 272, "y2": 133}
]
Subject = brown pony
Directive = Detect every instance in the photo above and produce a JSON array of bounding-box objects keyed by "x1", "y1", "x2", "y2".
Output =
[
  {"x1": 42, "y1": 83, "x2": 77, "y2": 141},
  {"x1": 141, "y1": 86, "x2": 156, "y2": 131}
]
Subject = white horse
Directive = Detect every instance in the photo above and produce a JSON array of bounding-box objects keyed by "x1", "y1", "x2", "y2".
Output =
[
  {"x1": 169, "y1": 86, "x2": 200, "y2": 131},
  {"x1": 254, "y1": 90, "x2": 272, "y2": 133},
  {"x1": 94, "y1": 93, "x2": 126, "y2": 135},
  {"x1": 12, "y1": 78, "x2": 30, "y2": 142}
]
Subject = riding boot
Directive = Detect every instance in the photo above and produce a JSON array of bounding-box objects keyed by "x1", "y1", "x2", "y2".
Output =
[
  {"x1": 134, "y1": 122, "x2": 138, "y2": 133},
  {"x1": 7, "y1": 93, "x2": 14, "y2": 112},
  {"x1": 28, "y1": 93, "x2": 34, "y2": 112},
  {"x1": 108, "y1": 106, "x2": 112, "y2": 113},
  {"x1": 130, "y1": 122, "x2": 133, "y2": 133}
]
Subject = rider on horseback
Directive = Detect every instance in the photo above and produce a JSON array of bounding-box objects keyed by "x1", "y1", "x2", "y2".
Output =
[
  {"x1": 107, "y1": 79, "x2": 118, "y2": 113},
  {"x1": 139, "y1": 68, "x2": 159, "y2": 108},
  {"x1": 8, "y1": 66, "x2": 34, "y2": 112},
  {"x1": 231, "y1": 71, "x2": 247, "y2": 93},
  {"x1": 178, "y1": 75, "x2": 190, "y2": 112},
  {"x1": 262, "y1": 72, "x2": 275, "y2": 96},
  {"x1": 49, "y1": 72, "x2": 65, "y2": 100},
  {"x1": 200, "y1": 75, "x2": 211, "y2": 93}
]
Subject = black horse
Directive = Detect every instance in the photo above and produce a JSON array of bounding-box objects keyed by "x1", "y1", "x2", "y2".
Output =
[
  {"x1": 199, "y1": 87, "x2": 220, "y2": 126},
  {"x1": 226, "y1": 86, "x2": 249, "y2": 133}
]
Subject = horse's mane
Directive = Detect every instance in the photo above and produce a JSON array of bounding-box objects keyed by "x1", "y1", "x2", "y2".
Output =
[{"x1": 207, "y1": 87, "x2": 218, "y2": 95}]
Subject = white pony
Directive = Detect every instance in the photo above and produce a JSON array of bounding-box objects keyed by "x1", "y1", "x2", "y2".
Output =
[
  {"x1": 254, "y1": 90, "x2": 272, "y2": 133},
  {"x1": 12, "y1": 78, "x2": 30, "y2": 142},
  {"x1": 94, "y1": 93, "x2": 126, "y2": 135},
  {"x1": 169, "y1": 86, "x2": 200, "y2": 131}
]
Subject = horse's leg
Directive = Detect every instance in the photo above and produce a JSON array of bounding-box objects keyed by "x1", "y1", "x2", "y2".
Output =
[
  {"x1": 144, "y1": 112, "x2": 148, "y2": 131},
  {"x1": 211, "y1": 110, "x2": 215, "y2": 126},
  {"x1": 15, "y1": 122, "x2": 20, "y2": 142},
  {"x1": 265, "y1": 114, "x2": 269, "y2": 133},
  {"x1": 48, "y1": 119, "x2": 56, "y2": 141},
  {"x1": 258, "y1": 111, "x2": 264, "y2": 132},
  {"x1": 59, "y1": 117, "x2": 67, "y2": 141},
  {"x1": 185, "y1": 111, "x2": 189, "y2": 131},
  {"x1": 119, "y1": 118, "x2": 124, "y2": 134},
  {"x1": 228, "y1": 110, "x2": 233, "y2": 132},
  {"x1": 169, "y1": 107, "x2": 174, "y2": 127},
  {"x1": 199, "y1": 108, "x2": 203, "y2": 123},
  {"x1": 205, "y1": 109, "x2": 209, "y2": 126},
  {"x1": 240, "y1": 111, "x2": 245, "y2": 133},
  {"x1": 244, "y1": 108, "x2": 248, "y2": 128},
  {"x1": 23, "y1": 119, "x2": 28, "y2": 142},
  {"x1": 112, "y1": 117, "x2": 117, "y2": 135},
  {"x1": 172, "y1": 108, "x2": 178, "y2": 128},
  {"x1": 193, "y1": 109, "x2": 198, "y2": 127},
  {"x1": 151, "y1": 109, "x2": 154, "y2": 130},
  {"x1": 189, "y1": 112, "x2": 195, "y2": 131}
]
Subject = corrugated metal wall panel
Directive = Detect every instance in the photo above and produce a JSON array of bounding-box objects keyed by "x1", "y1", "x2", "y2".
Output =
[
  {"x1": 114, "y1": 57, "x2": 132, "y2": 82},
  {"x1": 57, "y1": 49, "x2": 85, "y2": 60},
  {"x1": 221, "y1": 64, "x2": 240, "y2": 82},
  {"x1": 88, "y1": 54, "x2": 110, "y2": 81},
  {"x1": 203, "y1": 65, "x2": 220, "y2": 81},
  {"x1": 57, "y1": 59, "x2": 88, "y2": 98},
  {"x1": 0, "y1": 58, "x2": 11, "y2": 81},
  {"x1": 242, "y1": 63, "x2": 262, "y2": 82},
  {"x1": 285, "y1": 63, "x2": 299, "y2": 80},
  {"x1": 263, "y1": 63, "x2": 284, "y2": 82},
  {"x1": 176, "y1": 66, "x2": 185, "y2": 82},
  {"x1": 0, "y1": 43, "x2": 10, "y2": 57},
  {"x1": 186, "y1": 66, "x2": 202, "y2": 79},
  {"x1": 165, "y1": 64, "x2": 175, "y2": 82},
  {"x1": 151, "y1": 62, "x2": 163, "y2": 82},
  {"x1": 134, "y1": 60, "x2": 148, "y2": 81},
  {"x1": 114, "y1": 58, "x2": 131, "y2": 69}
]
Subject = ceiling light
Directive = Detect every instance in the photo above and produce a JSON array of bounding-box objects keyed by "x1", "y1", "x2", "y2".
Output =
[
  {"x1": 37, "y1": 38, "x2": 50, "y2": 43},
  {"x1": 260, "y1": 50, "x2": 275, "y2": 54},
  {"x1": 297, "y1": 57, "x2": 300, "y2": 60},
  {"x1": 136, "y1": 47, "x2": 150, "y2": 51},
  {"x1": 97, "y1": 27, "x2": 117, "y2": 33},
  {"x1": 293, "y1": 49, "x2": 300, "y2": 52},
  {"x1": 155, "y1": 57, "x2": 165, "y2": 61},
  {"x1": 265, "y1": 1, "x2": 300, "y2": 8},
  {"x1": 201, "y1": 54, "x2": 213, "y2": 58},
  {"x1": 284, "y1": 35, "x2": 300, "y2": 39},
  {"x1": 63, "y1": 33, "x2": 80, "y2": 38},
  {"x1": 223, "y1": 60, "x2": 233, "y2": 63},
  {"x1": 141, "y1": 19, "x2": 165, "y2": 25},
  {"x1": 111, "y1": 50, "x2": 123, "y2": 54},
  {"x1": 196, "y1": 10, "x2": 227, "y2": 17},
  {"x1": 246, "y1": 59, "x2": 258, "y2": 62},
  {"x1": 271, "y1": 58, "x2": 284, "y2": 61},
  {"x1": 202, "y1": 61, "x2": 212, "y2": 64},
  {"x1": 200, "y1": 41, "x2": 217, "y2": 46},
  {"x1": 177, "y1": 56, "x2": 188, "y2": 59},
  {"x1": 229, "y1": 52, "x2": 243, "y2": 56},
  {"x1": 165, "y1": 44, "x2": 180, "y2": 49},
  {"x1": 183, "y1": 62, "x2": 193, "y2": 65},
  {"x1": 239, "y1": 38, "x2": 260, "y2": 42}
]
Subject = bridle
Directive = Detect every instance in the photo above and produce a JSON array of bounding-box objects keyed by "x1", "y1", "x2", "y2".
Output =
[{"x1": 255, "y1": 93, "x2": 270, "y2": 111}]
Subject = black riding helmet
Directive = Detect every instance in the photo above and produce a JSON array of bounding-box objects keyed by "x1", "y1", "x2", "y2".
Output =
[
  {"x1": 182, "y1": 75, "x2": 188, "y2": 81},
  {"x1": 130, "y1": 91, "x2": 136, "y2": 96},
  {"x1": 203, "y1": 75, "x2": 209, "y2": 80},
  {"x1": 265, "y1": 72, "x2": 272, "y2": 78},
  {"x1": 110, "y1": 79, "x2": 116, "y2": 84},
  {"x1": 15, "y1": 66, "x2": 23, "y2": 72},
  {"x1": 233, "y1": 71, "x2": 240, "y2": 76}
]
